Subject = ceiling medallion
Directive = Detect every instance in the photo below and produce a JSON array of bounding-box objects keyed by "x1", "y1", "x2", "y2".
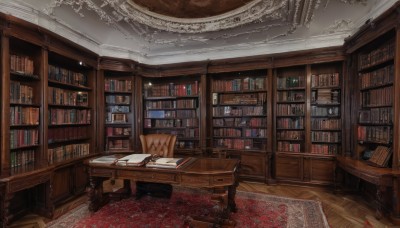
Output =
[{"x1": 47, "y1": 0, "x2": 322, "y2": 34}]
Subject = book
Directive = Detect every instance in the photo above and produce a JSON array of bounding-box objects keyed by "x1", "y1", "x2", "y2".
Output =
[
  {"x1": 146, "y1": 157, "x2": 189, "y2": 169},
  {"x1": 115, "y1": 154, "x2": 152, "y2": 166},
  {"x1": 90, "y1": 155, "x2": 118, "y2": 164}
]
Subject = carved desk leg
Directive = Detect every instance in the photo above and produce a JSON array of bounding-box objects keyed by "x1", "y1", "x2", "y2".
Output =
[
  {"x1": 88, "y1": 176, "x2": 107, "y2": 212},
  {"x1": 375, "y1": 185, "x2": 386, "y2": 220}
]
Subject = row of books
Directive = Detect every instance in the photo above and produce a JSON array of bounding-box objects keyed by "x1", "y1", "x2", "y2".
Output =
[
  {"x1": 359, "y1": 107, "x2": 392, "y2": 124},
  {"x1": 311, "y1": 73, "x2": 340, "y2": 88},
  {"x1": 214, "y1": 128, "x2": 267, "y2": 137},
  {"x1": 358, "y1": 40, "x2": 395, "y2": 70},
  {"x1": 10, "y1": 129, "x2": 39, "y2": 149},
  {"x1": 145, "y1": 99, "x2": 197, "y2": 109},
  {"x1": 48, "y1": 143, "x2": 90, "y2": 164},
  {"x1": 48, "y1": 87, "x2": 88, "y2": 106},
  {"x1": 311, "y1": 132, "x2": 341, "y2": 143},
  {"x1": 277, "y1": 142, "x2": 302, "y2": 152},
  {"x1": 358, "y1": 126, "x2": 391, "y2": 144},
  {"x1": 106, "y1": 127, "x2": 131, "y2": 136},
  {"x1": 277, "y1": 76, "x2": 305, "y2": 89},
  {"x1": 359, "y1": 65, "x2": 393, "y2": 89},
  {"x1": 144, "y1": 119, "x2": 199, "y2": 128},
  {"x1": 311, "y1": 119, "x2": 341, "y2": 130},
  {"x1": 145, "y1": 81, "x2": 199, "y2": 97},
  {"x1": 276, "y1": 104, "x2": 304, "y2": 116},
  {"x1": 213, "y1": 106, "x2": 265, "y2": 117},
  {"x1": 106, "y1": 95, "x2": 131, "y2": 104},
  {"x1": 277, "y1": 130, "x2": 304, "y2": 140},
  {"x1": 106, "y1": 105, "x2": 130, "y2": 113},
  {"x1": 48, "y1": 126, "x2": 89, "y2": 143},
  {"x1": 145, "y1": 129, "x2": 199, "y2": 139},
  {"x1": 212, "y1": 77, "x2": 265, "y2": 92},
  {"x1": 311, "y1": 106, "x2": 340, "y2": 117},
  {"x1": 105, "y1": 79, "x2": 132, "y2": 92},
  {"x1": 277, "y1": 117, "x2": 304, "y2": 129},
  {"x1": 277, "y1": 91, "x2": 304, "y2": 102},
  {"x1": 176, "y1": 141, "x2": 197, "y2": 149},
  {"x1": 49, "y1": 109, "x2": 91, "y2": 125},
  {"x1": 213, "y1": 117, "x2": 266, "y2": 127},
  {"x1": 217, "y1": 93, "x2": 266, "y2": 105},
  {"x1": 145, "y1": 110, "x2": 176, "y2": 118},
  {"x1": 10, "y1": 107, "x2": 39, "y2": 125},
  {"x1": 10, "y1": 81, "x2": 34, "y2": 104},
  {"x1": 107, "y1": 139, "x2": 130, "y2": 150},
  {"x1": 214, "y1": 138, "x2": 265, "y2": 150},
  {"x1": 310, "y1": 144, "x2": 338, "y2": 155},
  {"x1": 10, "y1": 54, "x2": 35, "y2": 75},
  {"x1": 361, "y1": 86, "x2": 393, "y2": 107},
  {"x1": 311, "y1": 89, "x2": 340, "y2": 104},
  {"x1": 10, "y1": 149, "x2": 35, "y2": 172},
  {"x1": 48, "y1": 65, "x2": 88, "y2": 87}
]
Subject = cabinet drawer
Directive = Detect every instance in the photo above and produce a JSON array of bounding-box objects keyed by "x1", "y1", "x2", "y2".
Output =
[
  {"x1": 118, "y1": 170, "x2": 178, "y2": 183},
  {"x1": 212, "y1": 174, "x2": 233, "y2": 186},
  {"x1": 181, "y1": 174, "x2": 210, "y2": 187}
]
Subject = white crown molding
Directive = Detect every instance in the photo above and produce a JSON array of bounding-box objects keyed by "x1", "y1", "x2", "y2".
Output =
[
  {"x1": 351, "y1": 0, "x2": 398, "y2": 31},
  {"x1": 0, "y1": 1, "x2": 102, "y2": 53},
  {"x1": 140, "y1": 31, "x2": 350, "y2": 65}
]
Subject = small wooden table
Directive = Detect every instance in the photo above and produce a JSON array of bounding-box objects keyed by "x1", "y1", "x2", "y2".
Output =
[{"x1": 86, "y1": 157, "x2": 240, "y2": 226}]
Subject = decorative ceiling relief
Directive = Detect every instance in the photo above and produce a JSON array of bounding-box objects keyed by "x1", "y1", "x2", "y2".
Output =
[{"x1": 46, "y1": 0, "x2": 323, "y2": 34}]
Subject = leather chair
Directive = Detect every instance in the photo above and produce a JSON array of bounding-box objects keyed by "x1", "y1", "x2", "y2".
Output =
[
  {"x1": 136, "y1": 134, "x2": 177, "y2": 199},
  {"x1": 139, "y1": 134, "x2": 177, "y2": 158}
]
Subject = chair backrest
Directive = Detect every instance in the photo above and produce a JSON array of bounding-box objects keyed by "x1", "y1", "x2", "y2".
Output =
[{"x1": 139, "y1": 134, "x2": 177, "y2": 158}]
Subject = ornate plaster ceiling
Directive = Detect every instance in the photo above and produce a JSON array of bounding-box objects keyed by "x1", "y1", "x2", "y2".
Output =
[
  {"x1": 0, "y1": 0, "x2": 397, "y2": 64},
  {"x1": 130, "y1": 0, "x2": 254, "y2": 19}
]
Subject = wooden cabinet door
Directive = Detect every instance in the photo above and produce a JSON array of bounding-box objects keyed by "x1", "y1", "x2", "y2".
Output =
[
  {"x1": 51, "y1": 167, "x2": 73, "y2": 203},
  {"x1": 307, "y1": 157, "x2": 335, "y2": 184},
  {"x1": 240, "y1": 154, "x2": 266, "y2": 179},
  {"x1": 74, "y1": 163, "x2": 88, "y2": 194},
  {"x1": 275, "y1": 154, "x2": 302, "y2": 181}
]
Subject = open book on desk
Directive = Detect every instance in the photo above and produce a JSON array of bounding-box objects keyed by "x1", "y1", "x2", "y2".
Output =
[
  {"x1": 115, "y1": 154, "x2": 152, "y2": 166},
  {"x1": 146, "y1": 157, "x2": 190, "y2": 169}
]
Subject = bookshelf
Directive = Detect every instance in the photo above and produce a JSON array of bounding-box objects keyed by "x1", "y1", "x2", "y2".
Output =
[
  {"x1": 275, "y1": 66, "x2": 306, "y2": 154},
  {"x1": 7, "y1": 37, "x2": 43, "y2": 175},
  {"x1": 142, "y1": 77, "x2": 201, "y2": 156},
  {"x1": 310, "y1": 63, "x2": 343, "y2": 156},
  {"x1": 46, "y1": 52, "x2": 94, "y2": 165},
  {"x1": 104, "y1": 71, "x2": 134, "y2": 153},
  {"x1": 210, "y1": 70, "x2": 269, "y2": 181},
  {"x1": 355, "y1": 34, "x2": 395, "y2": 168}
]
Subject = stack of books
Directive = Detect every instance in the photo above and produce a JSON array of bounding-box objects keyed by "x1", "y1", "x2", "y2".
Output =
[{"x1": 146, "y1": 157, "x2": 190, "y2": 169}]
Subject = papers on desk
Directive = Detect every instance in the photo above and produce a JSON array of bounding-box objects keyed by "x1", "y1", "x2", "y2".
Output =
[
  {"x1": 115, "y1": 154, "x2": 152, "y2": 166},
  {"x1": 146, "y1": 157, "x2": 189, "y2": 169},
  {"x1": 90, "y1": 155, "x2": 118, "y2": 164}
]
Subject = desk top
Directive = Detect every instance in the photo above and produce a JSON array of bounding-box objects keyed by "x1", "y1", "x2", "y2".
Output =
[
  {"x1": 87, "y1": 155, "x2": 240, "y2": 174},
  {"x1": 337, "y1": 156, "x2": 400, "y2": 177}
]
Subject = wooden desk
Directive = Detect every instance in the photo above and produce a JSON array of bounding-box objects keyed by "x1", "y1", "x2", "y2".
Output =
[
  {"x1": 336, "y1": 156, "x2": 400, "y2": 224},
  {"x1": 86, "y1": 157, "x2": 240, "y2": 226}
]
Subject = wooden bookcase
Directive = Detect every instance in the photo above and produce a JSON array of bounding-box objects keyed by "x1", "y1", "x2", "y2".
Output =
[
  {"x1": 274, "y1": 62, "x2": 343, "y2": 185},
  {"x1": 6, "y1": 37, "x2": 43, "y2": 176},
  {"x1": 142, "y1": 76, "x2": 202, "y2": 156},
  {"x1": 103, "y1": 71, "x2": 135, "y2": 153},
  {"x1": 46, "y1": 50, "x2": 96, "y2": 205},
  {"x1": 353, "y1": 33, "x2": 395, "y2": 167},
  {"x1": 209, "y1": 69, "x2": 269, "y2": 182}
]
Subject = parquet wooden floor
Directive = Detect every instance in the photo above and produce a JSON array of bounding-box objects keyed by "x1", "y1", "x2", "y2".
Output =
[{"x1": 9, "y1": 181, "x2": 398, "y2": 228}]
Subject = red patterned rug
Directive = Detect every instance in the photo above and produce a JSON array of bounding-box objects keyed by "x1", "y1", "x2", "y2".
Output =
[{"x1": 46, "y1": 188, "x2": 329, "y2": 228}]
